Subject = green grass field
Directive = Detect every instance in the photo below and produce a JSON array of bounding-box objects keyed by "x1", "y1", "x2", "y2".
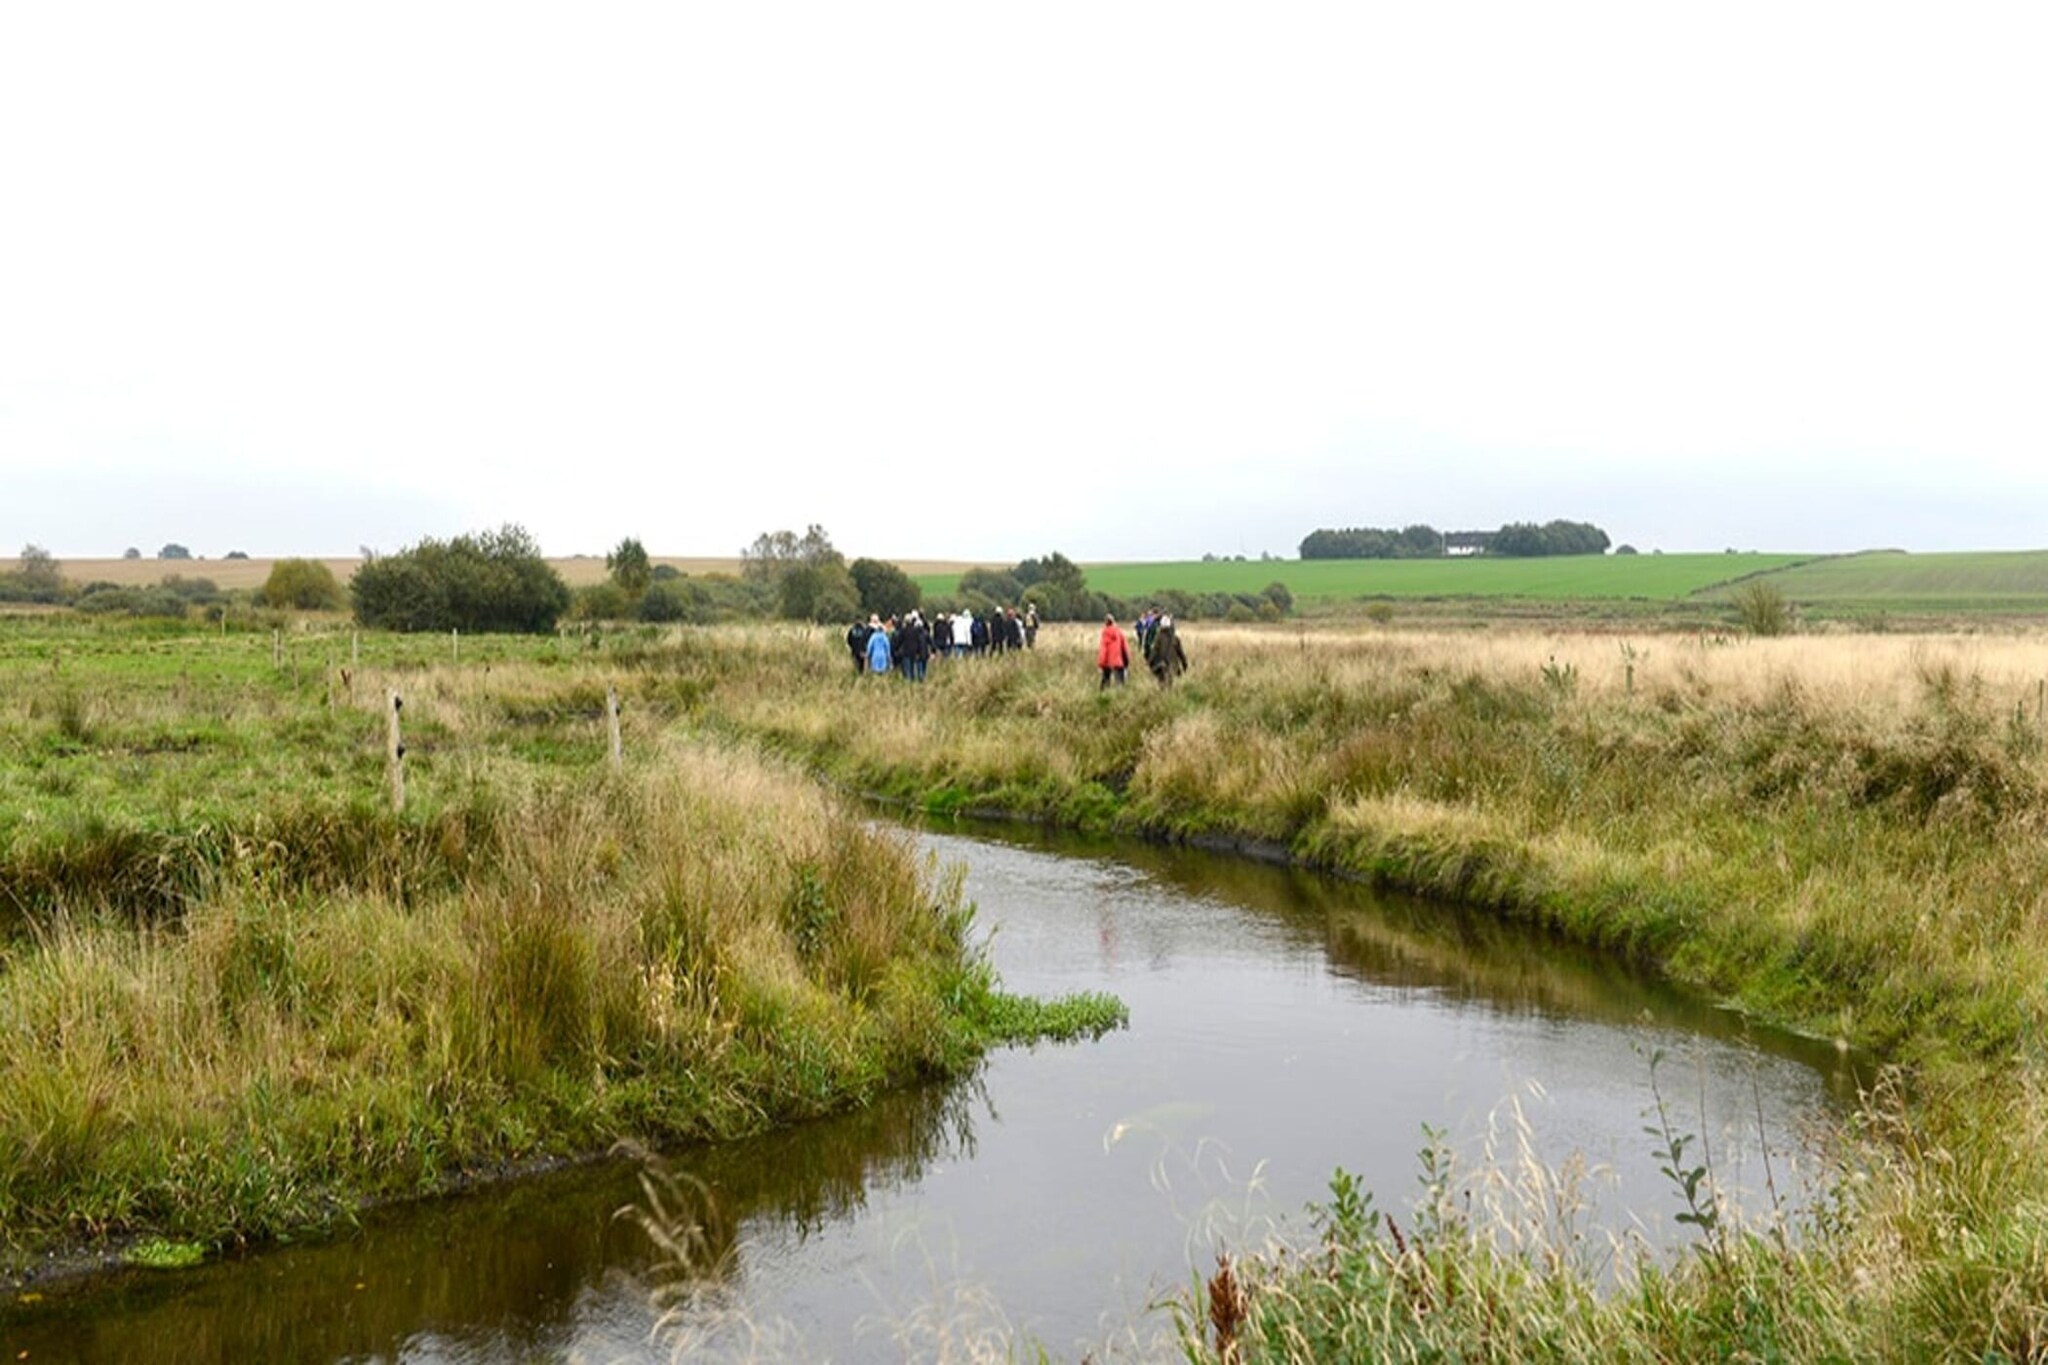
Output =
[
  {"x1": 915, "y1": 553, "x2": 1816, "y2": 604},
  {"x1": 1730, "y1": 549, "x2": 2048, "y2": 614},
  {"x1": 913, "y1": 550, "x2": 2048, "y2": 619}
]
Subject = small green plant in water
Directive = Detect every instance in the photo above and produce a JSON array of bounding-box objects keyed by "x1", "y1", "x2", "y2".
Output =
[
  {"x1": 126, "y1": 1239, "x2": 206, "y2": 1270},
  {"x1": 1644, "y1": 1048, "x2": 1729, "y2": 1275},
  {"x1": 1310, "y1": 1165, "x2": 1379, "y2": 1247},
  {"x1": 970, "y1": 990, "x2": 1128, "y2": 1046}
]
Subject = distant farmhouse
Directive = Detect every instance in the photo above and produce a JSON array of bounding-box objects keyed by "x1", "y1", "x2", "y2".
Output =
[{"x1": 1444, "y1": 531, "x2": 1494, "y2": 557}]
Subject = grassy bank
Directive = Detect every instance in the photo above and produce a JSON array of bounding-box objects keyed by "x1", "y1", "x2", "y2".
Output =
[
  {"x1": 0, "y1": 619, "x2": 1119, "y2": 1270},
  {"x1": 636, "y1": 621, "x2": 2048, "y2": 1359}
]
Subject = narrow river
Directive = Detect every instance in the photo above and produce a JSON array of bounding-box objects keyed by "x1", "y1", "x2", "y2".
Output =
[{"x1": 5, "y1": 823, "x2": 1861, "y2": 1363}]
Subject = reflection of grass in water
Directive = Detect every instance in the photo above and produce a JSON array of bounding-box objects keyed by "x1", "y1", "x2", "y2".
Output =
[
  {"x1": 632, "y1": 1058, "x2": 1810, "y2": 1361},
  {"x1": 1173, "y1": 1064, "x2": 1875, "y2": 1361},
  {"x1": 627, "y1": 1151, "x2": 1029, "y2": 1364}
]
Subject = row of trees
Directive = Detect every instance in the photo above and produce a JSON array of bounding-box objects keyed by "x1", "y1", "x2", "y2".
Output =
[
  {"x1": 1299, "y1": 520, "x2": 1612, "y2": 559},
  {"x1": 1298, "y1": 525, "x2": 1450, "y2": 560},
  {"x1": 7, "y1": 528, "x2": 1302, "y2": 633},
  {"x1": 1489, "y1": 520, "x2": 1612, "y2": 556},
  {"x1": 1, "y1": 544, "x2": 246, "y2": 616}
]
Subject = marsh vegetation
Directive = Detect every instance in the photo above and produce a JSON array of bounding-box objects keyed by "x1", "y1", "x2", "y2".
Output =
[
  {"x1": 0, "y1": 618, "x2": 1114, "y2": 1266},
  {"x1": 11, "y1": 612, "x2": 2048, "y2": 1358}
]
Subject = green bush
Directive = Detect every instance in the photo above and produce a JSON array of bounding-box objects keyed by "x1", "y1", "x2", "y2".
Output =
[
  {"x1": 1734, "y1": 580, "x2": 1793, "y2": 636},
  {"x1": 74, "y1": 586, "x2": 190, "y2": 618},
  {"x1": 261, "y1": 559, "x2": 345, "y2": 611},
  {"x1": 569, "y1": 582, "x2": 633, "y2": 622},
  {"x1": 850, "y1": 558, "x2": 922, "y2": 620},
  {"x1": 352, "y1": 525, "x2": 570, "y2": 634}
]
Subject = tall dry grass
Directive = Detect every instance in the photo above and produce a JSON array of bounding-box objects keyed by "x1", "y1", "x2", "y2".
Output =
[{"x1": 0, "y1": 735, "x2": 979, "y2": 1251}]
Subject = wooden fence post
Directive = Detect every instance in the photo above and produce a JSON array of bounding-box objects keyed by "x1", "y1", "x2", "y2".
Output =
[
  {"x1": 452, "y1": 629, "x2": 460, "y2": 665},
  {"x1": 273, "y1": 628, "x2": 282, "y2": 670},
  {"x1": 387, "y1": 692, "x2": 406, "y2": 813},
  {"x1": 607, "y1": 685, "x2": 623, "y2": 771}
]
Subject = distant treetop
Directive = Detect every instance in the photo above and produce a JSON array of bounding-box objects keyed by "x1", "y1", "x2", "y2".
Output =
[{"x1": 1300, "y1": 520, "x2": 1612, "y2": 559}]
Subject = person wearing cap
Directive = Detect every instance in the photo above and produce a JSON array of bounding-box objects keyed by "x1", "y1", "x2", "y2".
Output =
[{"x1": 1097, "y1": 615, "x2": 1129, "y2": 688}]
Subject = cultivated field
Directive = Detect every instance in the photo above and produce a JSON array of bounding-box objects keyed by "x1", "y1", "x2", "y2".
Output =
[
  {"x1": 48, "y1": 549, "x2": 2048, "y2": 622},
  {"x1": 1733, "y1": 548, "x2": 2048, "y2": 614}
]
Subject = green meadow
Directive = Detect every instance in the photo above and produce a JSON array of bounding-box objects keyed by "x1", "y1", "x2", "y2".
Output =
[
  {"x1": 915, "y1": 549, "x2": 2048, "y2": 621},
  {"x1": 917, "y1": 553, "x2": 1815, "y2": 605},
  {"x1": 1729, "y1": 548, "x2": 2048, "y2": 615}
]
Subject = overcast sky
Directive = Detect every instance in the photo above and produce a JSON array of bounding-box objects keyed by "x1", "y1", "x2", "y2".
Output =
[{"x1": 4, "y1": 3, "x2": 2044, "y2": 563}]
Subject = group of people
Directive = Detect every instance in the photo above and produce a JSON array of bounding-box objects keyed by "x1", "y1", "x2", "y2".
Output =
[
  {"x1": 846, "y1": 604, "x2": 1041, "y2": 682},
  {"x1": 1096, "y1": 610, "x2": 1187, "y2": 688},
  {"x1": 846, "y1": 603, "x2": 1188, "y2": 689}
]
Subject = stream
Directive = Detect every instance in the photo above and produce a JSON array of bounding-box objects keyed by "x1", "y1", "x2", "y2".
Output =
[{"x1": 3, "y1": 822, "x2": 1862, "y2": 1362}]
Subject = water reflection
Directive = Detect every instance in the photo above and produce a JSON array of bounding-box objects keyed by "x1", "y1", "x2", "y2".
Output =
[
  {"x1": 955, "y1": 821, "x2": 1865, "y2": 1101},
  {"x1": 4, "y1": 1083, "x2": 981, "y2": 1364}
]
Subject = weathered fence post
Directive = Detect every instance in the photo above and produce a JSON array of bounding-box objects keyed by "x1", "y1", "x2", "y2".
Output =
[
  {"x1": 387, "y1": 692, "x2": 406, "y2": 813},
  {"x1": 273, "y1": 628, "x2": 282, "y2": 670},
  {"x1": 607, "y1": 685, "x2": 623, "y2": 771},
  {"x1": 452, "y1": 629, "x2": 460, "y2": 665}
]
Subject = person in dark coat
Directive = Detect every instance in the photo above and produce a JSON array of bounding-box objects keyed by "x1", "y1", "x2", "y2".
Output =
[
  {"x1": 845, "y1": 619, "x2": 871, "y2": 675},
  {"x1": 899, "y1": 611, "x2": 931, "y2": 682},
  {"x1": 1147, "y1": 614, "x2": 1188, "y2": 686}
]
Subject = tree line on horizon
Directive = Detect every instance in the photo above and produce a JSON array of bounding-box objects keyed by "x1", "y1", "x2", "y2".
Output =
[
  {"x1": 1299, "y1": 519, "x2": 1612, "y2": 559},
  {"x1": 8, "y1": 525, "x2": 1296, "y2": 634}
]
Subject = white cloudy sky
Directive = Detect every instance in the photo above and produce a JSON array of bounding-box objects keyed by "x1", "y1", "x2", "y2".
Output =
[{"x1": 3, "y1": 2, "x2": 2044, "y2": 563}]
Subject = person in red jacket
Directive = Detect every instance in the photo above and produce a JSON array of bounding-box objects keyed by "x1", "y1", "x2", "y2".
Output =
[{"x1": 1097, "y1": 616, "x2": 1129, "y2": 688}]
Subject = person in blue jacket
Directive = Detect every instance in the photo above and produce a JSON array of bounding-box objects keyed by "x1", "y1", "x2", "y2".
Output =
[{"x1": 865, "y1": 615, "x2": 893, "y2": 675}]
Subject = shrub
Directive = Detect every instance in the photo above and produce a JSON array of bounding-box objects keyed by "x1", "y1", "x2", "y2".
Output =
[
  {"x1": 569, "y1": 582, "x2": 633, "y2": 622},
  {"x1": 261, "y1": 559, "x2": 345, "y2": 611},
  {"x1": 1733, "y1": 581, "x2": 1793, "y2": 636},
  {"x1": 850, "y1": 558, "x2": 922, "y2": 620},
  {"x1": 607, "y1": 538, "x2": 651, "y2": 597},
  {"x1": 352, "y1": 525, "x2": 570, "y2": 634},
  {"x1": 74, "y1": 586, "x2": 190, "y2": 617}
]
